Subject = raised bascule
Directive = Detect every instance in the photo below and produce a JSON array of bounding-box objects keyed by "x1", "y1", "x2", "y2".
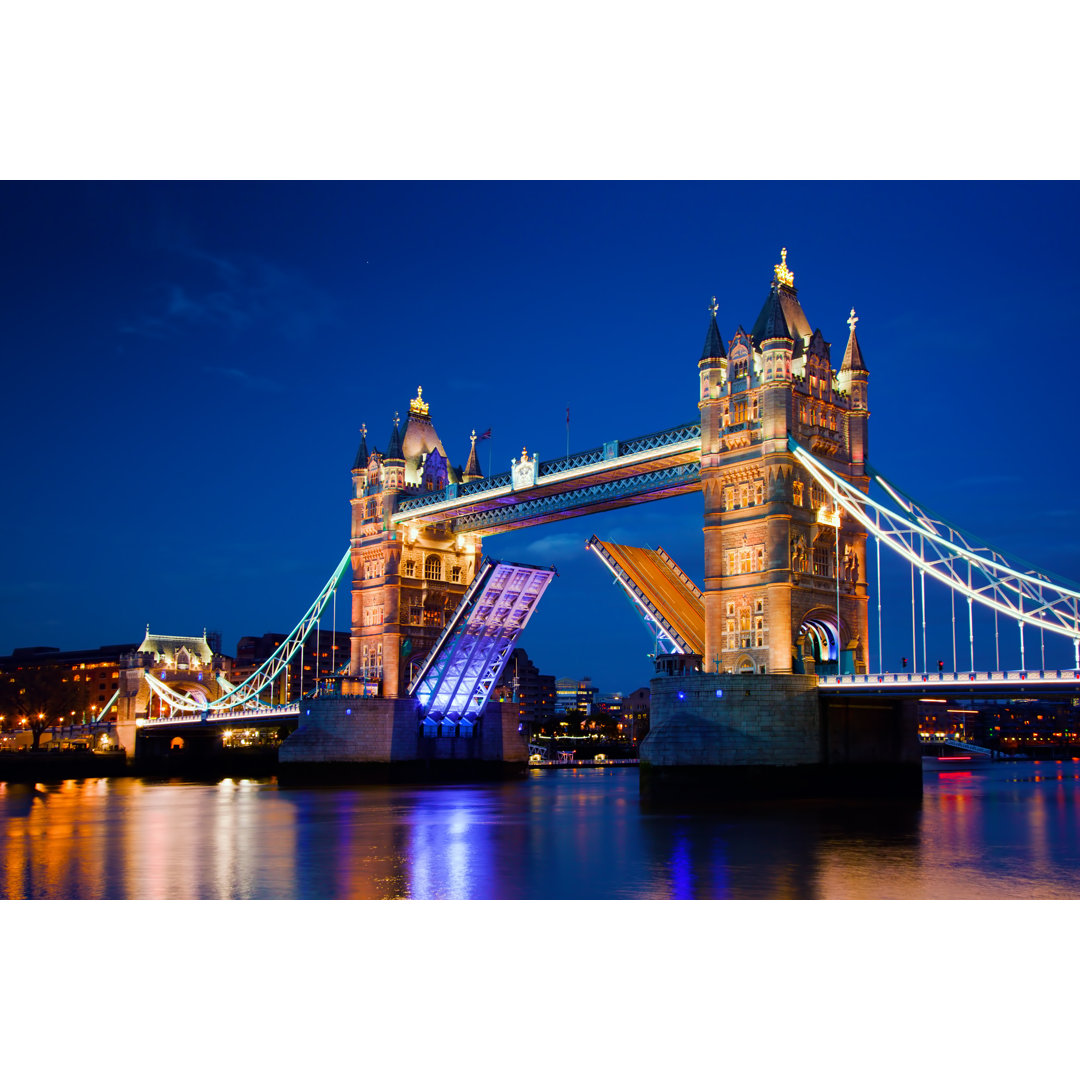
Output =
[{"x1": 124, "y1": 249, "x2": 1080, "y2": 797}]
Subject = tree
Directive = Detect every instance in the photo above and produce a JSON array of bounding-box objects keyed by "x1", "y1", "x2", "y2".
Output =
[{"x1": 0, "y1": 666, "x2": 89, "y2": 750}]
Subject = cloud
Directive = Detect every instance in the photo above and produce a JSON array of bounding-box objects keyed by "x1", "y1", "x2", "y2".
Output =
[{"x1": 119, "y1": 245, "x2": 335, "y2": 342}]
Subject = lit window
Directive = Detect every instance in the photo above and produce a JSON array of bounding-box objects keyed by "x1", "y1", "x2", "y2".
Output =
[{"x1": 424, "y1": 555, "x2": 442, "y2": 580}]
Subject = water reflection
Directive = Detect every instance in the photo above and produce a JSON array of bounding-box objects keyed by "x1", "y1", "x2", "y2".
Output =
[{"x1": 3, "y1": 762, "x2": 1080, "y2": 898}]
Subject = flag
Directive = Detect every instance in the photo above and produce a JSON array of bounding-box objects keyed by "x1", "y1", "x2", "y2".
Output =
[
  {"x1": 477, "y1": 428, "x2": 492, "y2": 441},
  {"x1": 566, "y1": 406, "x2": 570, "y2": 425}
]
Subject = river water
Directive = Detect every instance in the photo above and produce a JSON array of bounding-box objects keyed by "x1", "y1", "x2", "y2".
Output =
[{"x1": 3, "y1": 760, "x2": 1080, "y2": 899}]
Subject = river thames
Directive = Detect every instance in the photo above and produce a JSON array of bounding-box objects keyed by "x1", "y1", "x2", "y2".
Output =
[{"x1": 3, "y1": 759, "x2": 1080, "y2": 899}]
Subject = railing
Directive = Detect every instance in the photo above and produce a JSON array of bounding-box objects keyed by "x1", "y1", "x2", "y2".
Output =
[
  {"x1": 823, "y1": 670, "x2": 1080, "y2": 689},
  {"x1": 395, "y1": 421, "x2": 701, "y2": 512},
  {"x1": 140, "y1": 704, "x2": 300, "y2": 728}
]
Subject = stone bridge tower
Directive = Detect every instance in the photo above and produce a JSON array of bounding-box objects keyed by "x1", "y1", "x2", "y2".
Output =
[
  {"x1": 699, "y1": 250, "x2": 870, "y2": 676},
  {"x1": 349, "y1": 389, "x2": 483, "y2": 697}
]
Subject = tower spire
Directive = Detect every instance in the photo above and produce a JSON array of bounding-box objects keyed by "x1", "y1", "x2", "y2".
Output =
[
  {"x1": 840, "y1": 307, "x2": 867, "y2": 372},
  {"x1": 773, "y1": 247, "x2": 794, "y2": 289},
  {"x1": 352, "y1": 422, "x2": 370, "y2": 471},
  {"x1": 701, "y1": 296, "x2": 726, "y2": 360},
  {"x1": 462, "y1": 428, "x2": 483, "y2": 483}
]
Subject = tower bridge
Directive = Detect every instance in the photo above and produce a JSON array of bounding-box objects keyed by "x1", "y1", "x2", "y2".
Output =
[{"x1": 124, "y1": 249, "x2": 1080, "y2": 795}]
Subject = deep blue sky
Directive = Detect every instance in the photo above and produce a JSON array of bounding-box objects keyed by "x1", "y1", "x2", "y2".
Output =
[{"x1": 3, "y1": 181, "x2": 1078, "y2": 690}]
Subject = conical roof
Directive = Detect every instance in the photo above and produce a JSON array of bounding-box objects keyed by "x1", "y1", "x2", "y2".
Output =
[
  {"x1": 753, "y1": 285, "x2": 793, "y2": 343},
  {"x1": 352, "y1": 425, "x2": 369, "y2": 471},
  {"x1": 463, "y1": 432, "x2": 483, "y2": 481},
  {"x1": 701, "y1": 313, "x2": 726, "y2": 360},
  {"x1": 840, "y1": 309, "x2": 867, "y2": 372},
  {"x1": 384, "y1": 415, "x2": 405, "y2": 461}
]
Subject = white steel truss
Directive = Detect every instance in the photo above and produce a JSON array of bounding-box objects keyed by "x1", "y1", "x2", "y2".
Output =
[
  {"x1": 789, "y1": 438, "x2": 1080, "y2": 664},
  {"x1": 409, "y1": 559, "x2": 556, "y2": 721},
  {"x1": 142, "y1": 549, "x2": 351, "y2": 715}
]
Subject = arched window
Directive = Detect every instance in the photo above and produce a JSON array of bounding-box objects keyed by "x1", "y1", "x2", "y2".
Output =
[{"x1": 424, "y1": 555, "x2": 442, "y2": 581}]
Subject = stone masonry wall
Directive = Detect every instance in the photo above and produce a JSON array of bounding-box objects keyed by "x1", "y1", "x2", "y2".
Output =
[{"x1": 642, "y1": 673, "x2": 821, "y2": 768}]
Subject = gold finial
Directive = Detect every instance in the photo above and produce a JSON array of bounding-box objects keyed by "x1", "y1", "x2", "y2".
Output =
[
  {"x1": 847, "y1": 307, "x2": 858, "y2": 332},
  {"x1": 521, "y1": 446, "x2": 529, "y2": 462},
  {"x1": 409, "y1": 385, "x2": 429, "y2": 418},
  {"x1": 708, "y1": 296, "x2": 719, "y2": 318},
  {"x1": 774, "y1": 247, "x2": 794, "y2": 288},
  {"x1": 393, "y1": 410, "x2": 400, "y2": 426},
  {"x1": 360, "y1": 422, "x2": 367, "y2": 439},
  {"x1": 470, "y1": 429, "x2": 477, "y2": 444}
]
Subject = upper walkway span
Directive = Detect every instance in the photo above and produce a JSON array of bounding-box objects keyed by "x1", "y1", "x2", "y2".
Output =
[{"x1": 392, "y1": 422, "x2": 701, "y2": 536}]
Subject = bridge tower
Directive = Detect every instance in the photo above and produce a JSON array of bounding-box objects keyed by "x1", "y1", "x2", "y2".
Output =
[
  {"x1": 349, "y1": 389, "x2": 482, "y2": 697},
  {"x1": 699, "y1": 250, "x2": 870, "y2": 676}
]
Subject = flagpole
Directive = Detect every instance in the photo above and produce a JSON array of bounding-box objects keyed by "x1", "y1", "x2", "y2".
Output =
[{"x1": 566, "y1": 404, "x2": 570, "y2": 461}]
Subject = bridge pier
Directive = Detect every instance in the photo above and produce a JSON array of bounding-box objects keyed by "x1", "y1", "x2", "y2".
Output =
[
  {"x1": 640, "y1": 673, "x2": 922, "y2": 803},
  {"x1": 277, "y1": 696, "x2": 528, "y2": 782}
]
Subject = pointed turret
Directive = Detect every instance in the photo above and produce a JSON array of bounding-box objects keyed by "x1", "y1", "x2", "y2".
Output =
[
  {"x1": 462, "y1": 429, "x2": 483, "y2": 483},
  {"x1": 698, "y1": 297, "x2": 728, "y2": 404},
  {"x1": 384, "y1": 413, "x2": 405, "y2": 462},
  {"x1": 352, "y1": 423, "x2": 370, "y2": 471},
  {"x1": 840, "y1": 308, "x2": 868, "y2": 373},
  {"x1": 701, "y1": 305, "x2": 726, "y2": 361},
  {"x1": 838, "y1": 308, "x2": 869, "y2": 468}
]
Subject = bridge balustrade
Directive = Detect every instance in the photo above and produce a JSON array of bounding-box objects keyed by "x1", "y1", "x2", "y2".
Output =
[{"x1": 823, "y1": 669, "x2": 1080, "y2": 690}]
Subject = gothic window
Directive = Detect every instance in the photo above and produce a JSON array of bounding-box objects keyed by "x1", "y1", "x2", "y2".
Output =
[
  {"x1": 740, "y1": 609, "x2": 752, "y2": 648},
  {"x1": 732, "y1": 399, "x2": 747, "y2": 425},
  {"x1": 813, "y1": 546, "x2": 829, "y2": 577},
  {"x1": 754, "y1": 480, "x2": 764, "y2": 506},
  {"x1": 424, "y1": 555, "x2": 442, "y2": 581},
  {"x1": 423, "y1": 609, "x2": 442, "y2": 627},
  {"x1": 739, "y1": 483, "x2": 749, "y2": 508},
  {"x1": 754, "y1": 545, "x2": 765, "y2": 572},
  {"x1": 811, "y1": 483, "x2": 823, "y2": 510},
  {"x1": 751, "y1": 396, "x2": 760, "y2": 421},
  {"x1": 403, "y1": 559, "x2": 416, "y2": 577},
  {"x1": 450, "y1": 566, "x2": 462, "y2": 583},
  {"x1": 740, "y1": 549, "x2": 752, "y2": 574},
  {"x1": 426, "y1": 478, "x2": 434, "y2": 491},
  {"x1": 754, "y1": 598, "x2": 764, "y2": 614},
  {"x1": 793, "y1": 480, "x2": 804, "y2": 507},
  {"x1": 366, "y1": 499, "x2": 376, "y2": 518},
  {"x1": 754, "y1": 617, "x2": 764, "y2": 648},
  {"x1": 724, "y1": 487, "x2": 734, "y2": 511},
  {"x1": 726, "y1": 602, "x2": 735, "y2": 617},
  {"x1": 727, "y1": 551, "x2": 737, "y2": 576},
  {"x1": 726, "y1": 619, "x2": 735, "y2": 651}
]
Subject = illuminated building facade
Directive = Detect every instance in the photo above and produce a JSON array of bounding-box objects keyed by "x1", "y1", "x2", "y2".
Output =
[
  {"x1": 699, "y1": 250, "x2": 870, "y2": 675},
  {"x1": 350, "y1": 389, "x2": 483, "y2": 697}
]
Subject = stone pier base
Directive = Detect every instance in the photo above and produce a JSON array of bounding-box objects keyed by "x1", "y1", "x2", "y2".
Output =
[
  {"x1": 640, "y1": 673, "x2": 922, "y2": 804},
  {"x1": 277, "y1": 696, "x2": 528, "y2": 783}
]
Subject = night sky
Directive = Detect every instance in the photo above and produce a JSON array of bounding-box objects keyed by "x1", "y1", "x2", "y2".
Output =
[{"x1": 4, "y1": 181, "x2": 1079, "y2": 690}]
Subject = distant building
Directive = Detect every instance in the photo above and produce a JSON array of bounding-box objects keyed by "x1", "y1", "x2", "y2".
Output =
[
  {"x1": 554, "y1": 676, "x2": 598, "y2": 715},
  {"x1": 0, "y1": 642, "x2": 137, "y2": 723},
  {"x1": 492, "y1": 648, "x2": 557, "y2": 734},
  {"x1": 624, "y1": 686, "x2": 650, "y2": 743},
  {"x1": 232, "y1": 630, "x2": 351, "y2": 704}
]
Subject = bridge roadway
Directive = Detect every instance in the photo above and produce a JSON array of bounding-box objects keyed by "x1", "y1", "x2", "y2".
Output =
[
  {"x1": 820, "y1": 669, "x2": 1080, "y2": 698},
  {"x1": 140, "y1": 704, "x2": 300, "y2": 728}
]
